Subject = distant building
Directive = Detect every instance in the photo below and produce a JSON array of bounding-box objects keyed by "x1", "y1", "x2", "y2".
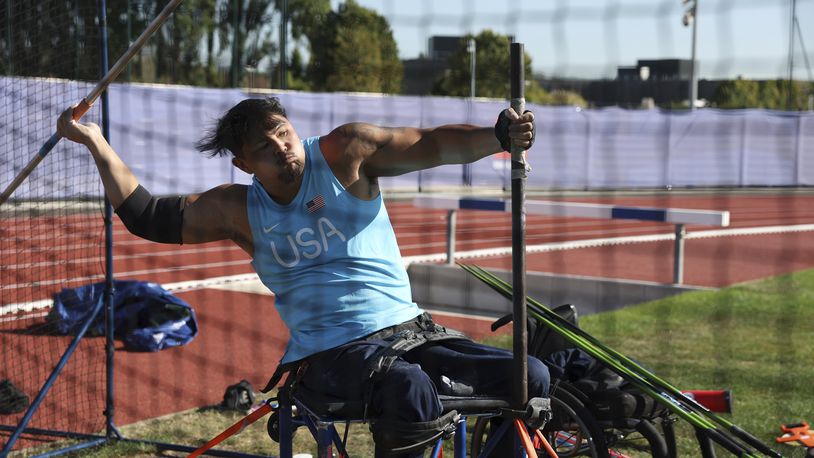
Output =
[
  {"x1": 402, "y1": 35, "x2": 515, "y2": 96},
  {"x1": 402, "y1": 36, "x2": 462, "y2": 95},
  {"x1": 404, "y1": 44, "x2": 713, "y2": 108},
  {"x1": 540, "y1": 58, "x2": 720, "y2": 108}
]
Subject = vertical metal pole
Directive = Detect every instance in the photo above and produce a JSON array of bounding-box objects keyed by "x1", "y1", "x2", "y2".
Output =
[
  {"x1": 279, "y1": 0, "x2": 288, "y2": 89},
  {"x1": 126, "y1": 0, "x2": 132, "y2": 81},
  {"x1": 279, "y1": 388, "x2": 293, "y2": 458},
  {"x1": 689, "y1": 0, "x2": 698, "y2": 110},
  {"x1": 230, "y1": 0, "x2": 240, "y2": 87},
  {"x1": 787, "y1": 0, "x2": 797, "y2": 110},
  {"x1": 446, "y1": 210, "x2": 456, "y2": 264},
  {"x1": 510, "y1": 42, "x2": 528, "y2": 411},
  {"x1": 469, "y1": 38, "x2": 476, "y2": 99},
  {"x1": 97, "y1": 0, "x2": 120, "y2": 440},
  {"x1": 673, "y1": 224, "x2": 686, "y2": 284},
  {"x1": 454, "y1": 416, "x2": 467, "y2": 456},
  {"x1": 316, "y1": 423, "x2": 333, "y2": 458},
  {"x1": 73, "y1": 2, "x2": 80, "y2": 77},
  {"x1": 5, "y1": 0, "x2": 12, "y2": 75},
  {"x1": 463, "y1": 37, "x2": 476, "y2": 187}
]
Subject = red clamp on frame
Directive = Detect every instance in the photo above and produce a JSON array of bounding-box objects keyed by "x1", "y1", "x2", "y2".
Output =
[{"x1": 681, "y1": 389, "x2": 732, "y2": 414}]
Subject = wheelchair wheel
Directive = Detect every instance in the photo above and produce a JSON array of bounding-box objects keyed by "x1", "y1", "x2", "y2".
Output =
[{"x1": 470, "y1": 386, "x2": 609, "y2": 458}]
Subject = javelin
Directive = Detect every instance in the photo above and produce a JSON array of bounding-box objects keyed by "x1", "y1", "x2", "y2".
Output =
[{"x1": 0, "y1": 0, "x2": 185, "y2": 207}]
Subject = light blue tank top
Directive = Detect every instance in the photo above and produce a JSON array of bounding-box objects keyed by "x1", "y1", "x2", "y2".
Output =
[{"x1": 246, "y1": 136, "x2": 422, "y2": 363}]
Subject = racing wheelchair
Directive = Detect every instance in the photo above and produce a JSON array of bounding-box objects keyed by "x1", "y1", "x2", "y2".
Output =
[{"x1": 267, "y1": 380, "x2": 553, "y2": 457}]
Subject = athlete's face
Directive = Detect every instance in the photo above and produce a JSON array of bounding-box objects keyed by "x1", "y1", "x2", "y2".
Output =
[{"x1": 235, "y1": 115, "x2": 305, "y2": 185}]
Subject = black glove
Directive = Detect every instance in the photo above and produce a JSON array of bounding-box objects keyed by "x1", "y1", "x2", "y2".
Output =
[{"x1": 494, "y1": 109, "x2": 535, "y2": 151}]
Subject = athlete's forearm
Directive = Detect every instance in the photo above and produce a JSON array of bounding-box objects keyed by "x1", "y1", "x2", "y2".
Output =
[
  {"x1": 426, "y1": 125, "x2": 503, "y2": 165},
  {"x1": 57, "y1": 106, "x2": 140, "y2": 208},
  {"x1": 84, "y1": 134, "x2": 140, "y2": 209}
]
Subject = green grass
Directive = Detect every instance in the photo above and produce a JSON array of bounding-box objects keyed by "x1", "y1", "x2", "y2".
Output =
[{"x1": 11, "y1": 269, "x2": 814, "y2": 457}]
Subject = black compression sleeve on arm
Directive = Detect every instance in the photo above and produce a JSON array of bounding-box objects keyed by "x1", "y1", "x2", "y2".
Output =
[{"x1": 115, "y1": 185, "x2": 185, "y2": 244}]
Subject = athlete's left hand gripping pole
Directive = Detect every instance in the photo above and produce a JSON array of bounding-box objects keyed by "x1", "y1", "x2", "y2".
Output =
[{"x1": 0, "y1": 0, "x2": 185, "y2": 207}]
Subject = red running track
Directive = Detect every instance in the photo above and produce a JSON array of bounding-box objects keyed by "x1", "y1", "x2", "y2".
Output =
[{"x1": 2, "y1": 192, "x2": 813, "y2": 443}]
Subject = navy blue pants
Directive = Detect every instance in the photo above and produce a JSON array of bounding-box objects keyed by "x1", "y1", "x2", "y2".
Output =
[{"x1": 299, "y1": 336, "x2": 550, "y2": 457}]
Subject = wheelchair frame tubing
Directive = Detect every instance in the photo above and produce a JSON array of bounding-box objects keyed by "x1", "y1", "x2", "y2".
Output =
[{"x1": 278, "y1": 389, "x2": 294, "y2": 458}]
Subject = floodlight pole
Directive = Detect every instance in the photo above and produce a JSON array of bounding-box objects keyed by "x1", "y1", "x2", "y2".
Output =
[
  {"x1": 690, "y1": 3, "x2": 698, "y2": 109},
  {"x1": 787, "y1": 0, "x2": 797, "y2": 110},
  {"x1": 468, "y1": 38, "x2": 476, "y2": 100},
  {"x1": 688, "y1": 0, "x2": 699, "y2": 110},
  {"x1": 464, "y1": 37, "x2": 476, "y2": 187},
  {"x1": 510, "y1": 42, "x2": 528, "y2": 410},
  {"x1": 279, "y1": 0, "x2": 288, "y2": 89}
]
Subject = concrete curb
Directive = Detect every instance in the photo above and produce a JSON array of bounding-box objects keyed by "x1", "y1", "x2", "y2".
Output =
[{"x1": 408, "y1": 263, "x2": 712, "y2": 318}]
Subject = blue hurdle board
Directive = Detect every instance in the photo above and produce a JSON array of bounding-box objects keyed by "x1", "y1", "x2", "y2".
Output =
[{"x1": 413, "y1": 196, "x2": 729, "y2": 227}]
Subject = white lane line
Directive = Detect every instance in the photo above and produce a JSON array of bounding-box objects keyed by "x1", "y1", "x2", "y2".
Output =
[{"x1": 401, "y1": 223, "x2": 814, "y2": 263}]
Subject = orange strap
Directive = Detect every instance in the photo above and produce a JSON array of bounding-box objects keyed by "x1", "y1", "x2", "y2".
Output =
[{"x1": 187, "y1": 402, "x2": 274, "y2": 457}]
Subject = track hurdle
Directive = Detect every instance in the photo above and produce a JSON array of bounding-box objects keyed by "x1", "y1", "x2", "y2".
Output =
[{"x1": 412, "y1": 196, "x2": 730, "y2": 284}]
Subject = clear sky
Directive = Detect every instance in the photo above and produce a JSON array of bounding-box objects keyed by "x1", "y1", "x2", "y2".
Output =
[{"x1": 333, "y1": 0, "x2": 814, "y2": 81}]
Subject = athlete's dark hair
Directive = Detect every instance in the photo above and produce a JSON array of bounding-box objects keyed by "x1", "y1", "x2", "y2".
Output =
[{"x1": 196, "y1": 97, "x2": 288, "y2": 158}]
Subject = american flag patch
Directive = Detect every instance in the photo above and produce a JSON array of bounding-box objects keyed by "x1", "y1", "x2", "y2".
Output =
[{"x1": 306, "y1": 194, "x2": 325, "y2": 213}]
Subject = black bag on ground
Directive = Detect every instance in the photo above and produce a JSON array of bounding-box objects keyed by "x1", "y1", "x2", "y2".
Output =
[{"x1": 222, "y1": 380, "x2": 255, "y2": 411}]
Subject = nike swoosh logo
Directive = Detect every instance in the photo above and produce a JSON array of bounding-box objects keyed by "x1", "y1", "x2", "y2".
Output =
[{"x1": 263, "y1": 223, "x2": 281, "y2": 233}]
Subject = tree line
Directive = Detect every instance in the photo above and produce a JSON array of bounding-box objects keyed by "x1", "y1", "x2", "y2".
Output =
[{"x1": 0, "y1": 0, "x2": 809, "y2": 109}]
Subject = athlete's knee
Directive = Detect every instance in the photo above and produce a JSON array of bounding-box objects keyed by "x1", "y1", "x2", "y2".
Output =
[
  {"x1": 528, "y1": 355, "x2": 551, "y2": 397},
  {"x1": 374, "y1": 362, "x2": 441, "y2": 422}
]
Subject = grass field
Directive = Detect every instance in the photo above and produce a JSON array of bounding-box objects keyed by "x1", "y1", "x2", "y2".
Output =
[{"x1": 11, "y1": 268, "x2": 814, "y2": 457}]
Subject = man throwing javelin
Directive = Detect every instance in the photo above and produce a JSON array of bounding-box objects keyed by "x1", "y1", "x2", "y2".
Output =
[{"x1": 57, "y1": 97, "x2": 548, "y2": 457}]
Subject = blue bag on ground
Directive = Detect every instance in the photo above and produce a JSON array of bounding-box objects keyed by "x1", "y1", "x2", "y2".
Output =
[{"x1": 48, "y1": 280, "x2": 198, "y2": 352}]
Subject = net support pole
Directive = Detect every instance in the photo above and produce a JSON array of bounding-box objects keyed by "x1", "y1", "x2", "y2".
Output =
[
  {"x1": 0, "y1": 0, "x2": 185, "y2": 207},
  {"x1": 510, "y1": 42, "x2": 528, "y2": 410},
  {"x1": 96, "y1": 0, "x2": 121, "y2": 440}
]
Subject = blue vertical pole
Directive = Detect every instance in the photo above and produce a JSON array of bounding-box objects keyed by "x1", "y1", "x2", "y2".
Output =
[
  {"x1": 278, "y1": 389, "x2": 293, "y2": 458},
  {"x1": 454, "y1": 416, "x2": 467, "y2": 457},
  {"x1": 96, "y1": 0, "x2": 120, "y2": 440}
]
